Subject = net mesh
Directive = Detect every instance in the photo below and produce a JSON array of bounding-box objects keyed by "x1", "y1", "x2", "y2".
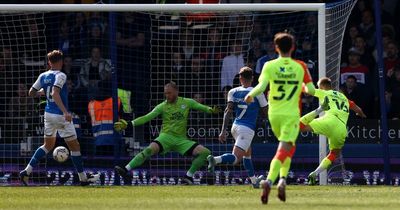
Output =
[{"x1": 0, "y1": 2, "x2": 357, "y2": 186}]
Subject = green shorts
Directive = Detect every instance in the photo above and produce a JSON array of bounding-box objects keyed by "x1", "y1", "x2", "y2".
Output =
[
  {"x1": 154, "y1": 133, "x2": 198, "y2": 156},
  {"x1": 269, "y1": 114, "x2": 300, "y2": 144},
  {"x1": 309, "y1": 114, "x2": 347, "y2": 150}
]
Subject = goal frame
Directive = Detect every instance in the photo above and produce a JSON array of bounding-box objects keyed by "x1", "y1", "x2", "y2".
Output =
[{"x1": 1, "y1": 3, "x2": 328, "y2": 185}]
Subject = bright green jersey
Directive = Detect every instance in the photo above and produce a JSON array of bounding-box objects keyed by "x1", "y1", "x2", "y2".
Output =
[
  {"x1": 249, "y1": 57, "x2": 314, "y2": 117},
  {"x1": 132, "y1": 97, "x2": 212, "y2": 137},
  {"x1": 314, "y1": 89, "x2": 351, "y2": 125}
]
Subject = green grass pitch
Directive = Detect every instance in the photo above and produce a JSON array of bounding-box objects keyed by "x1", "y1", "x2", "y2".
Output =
[{"x1": 1, "y1": 185, "x2": 399, "y2": 210}]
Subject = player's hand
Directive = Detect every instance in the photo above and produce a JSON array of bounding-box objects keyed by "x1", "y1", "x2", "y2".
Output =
[
  {"x1": 244, "y1": 95, "x2": 253, "y2": 104},
  {"x1": 210, "y1": 106, "x2": 221, "y2": 114},
  {"x1": 64, "y1": 112, "x2": 72, "y2": 122},
  {"x1": 114, "y1": 119, "x2": 128, "y2": 132},
  {"x1": 218, "y1": 132, "x2": 227, "y2": 143}
]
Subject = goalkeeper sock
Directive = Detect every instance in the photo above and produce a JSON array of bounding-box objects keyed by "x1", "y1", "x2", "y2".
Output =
[
  {"x1": 187, "y1": 148, "x2": 211, "y2": 176},
  {"x1": 26, "y1": 145, "x2": 48, "y2": 175},
  {"x1": 300, "y1": 110, "x2": 318, "y2": 126},
  {"x1": 126, "y1": 147, "x2": 154, "y2": 171},
  {"x1": 243, "y1": 156, "x2": 255, "y2": 182},
  {"x1": 70, "y1": 151, "x2": 87, "y2": 181},
  {"x1": 314, "y1": 153, "x2": 336, "y2": 175}
]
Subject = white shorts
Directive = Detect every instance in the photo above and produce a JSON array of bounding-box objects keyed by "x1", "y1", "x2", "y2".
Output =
[
  {"x1": 44, "y1": 112, "x2": 77, "y2": 141},
  {"x1": 231, "y1": 124, "x2": 255, "y2": 151}
]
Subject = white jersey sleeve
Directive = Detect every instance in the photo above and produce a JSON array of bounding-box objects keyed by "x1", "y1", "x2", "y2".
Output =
[
  {"x1": 54, "y1": 72, "x2": 67, "y2": 89},
  {"x1": 32, "y1": 73, "x2": 43, "y2": 91},
  {"x1": 256, "y1": 93, "x2": 268, "y2": 108},
  {"x1": 227, "y1": 89, "x2": 235, "y2": 102}
]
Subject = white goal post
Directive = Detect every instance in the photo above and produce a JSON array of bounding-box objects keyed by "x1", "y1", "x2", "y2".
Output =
[{"x1": 0, "y1": 2, "x2": 357, "y2": 186}]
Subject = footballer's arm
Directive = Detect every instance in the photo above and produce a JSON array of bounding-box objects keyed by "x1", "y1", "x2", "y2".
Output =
[
  {"x1": 218, "y1": 102, "x2": 233, "y2": 143},
  {"x1": 349, "y1": 100, "x2": 367, "y2": 118},
  {"x1": 52, "y1": 86, "x2": 71, "y2": 122}
]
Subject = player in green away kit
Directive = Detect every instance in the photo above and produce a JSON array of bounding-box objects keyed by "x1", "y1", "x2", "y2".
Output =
[
  {"x1": 244, "y1": 32, "x2": 316, "y2": 204},
  {"x1": 113, "y1": 82, "x2": 220, "y2": 184},
  {"x1": 299, "y1": 77, "x2": 366, "y2": 185}
]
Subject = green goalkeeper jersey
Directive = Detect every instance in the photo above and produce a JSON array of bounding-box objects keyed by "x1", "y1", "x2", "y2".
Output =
[
  {"x1": 314, "y1": 89, "x2": 351, "y2": 125},
  {"x1": 249, "y1": 57, "x2": 315, "y2": 117},
  {"x1": 132, "y1": 97, "x2": 212, "y2": 137}
]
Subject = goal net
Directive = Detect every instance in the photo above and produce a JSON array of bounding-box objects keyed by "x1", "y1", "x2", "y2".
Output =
[{"x1": 0, "y1": 1, "x2": 357, "y2": 186}]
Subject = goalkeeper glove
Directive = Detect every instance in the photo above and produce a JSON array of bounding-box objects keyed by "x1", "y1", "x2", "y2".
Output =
[
  {"x1": 114, "y1": 119, "x2": 129, "y2": 132},
  {"x1": 210, "y1": 105, "x2": 221, "y2": 114}
]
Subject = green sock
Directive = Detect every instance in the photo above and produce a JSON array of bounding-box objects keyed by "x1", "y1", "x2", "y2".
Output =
[
  {"x1": 300, "y1": 110, "x2": 318, "y2": 125},
  {"x1": 314, "y1": 157, "x2": 332, "y2": 175},
  {"x1": 127, "y1": 147, "x2": 154, "y2": 170},
  {"x1": 266, "y1": 158, "x2": 282, "y2": 184},
  {"x1": 187, "y1": 148, "x2": 211, "y2": 176},
  {"x1": 280, "y1": 157, "x2": 292, "y2": 179}
]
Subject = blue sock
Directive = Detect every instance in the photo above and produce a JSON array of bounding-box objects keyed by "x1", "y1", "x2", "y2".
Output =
[
  {"x1": 27, "y1": 146, "x2": 48, "y2": 173},
  {"x1": 70, "y1": 151, "x2": 84, "y2": 173},
  {"x1": 243, "y1": 157, "x2": 255, "y2": 177},
  {"x1": 220, "y1": 154, "x2": 237, "y2": 164}
]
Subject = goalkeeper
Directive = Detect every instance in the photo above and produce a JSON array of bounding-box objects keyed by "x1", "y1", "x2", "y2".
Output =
[{"x1": 114, "y1": 82, "x2": 220, "y2": 185}]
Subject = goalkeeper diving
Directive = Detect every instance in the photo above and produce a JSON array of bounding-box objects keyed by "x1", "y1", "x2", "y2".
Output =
[
  {"x1": 300, "y1": 77, "x2": 366, "y2": 185},
  {"x1": 114, "y1": 82, "x2": 220, "y2": 184}
]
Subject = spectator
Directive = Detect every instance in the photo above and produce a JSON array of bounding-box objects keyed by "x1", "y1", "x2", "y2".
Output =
[
  {"x1": 255, "y1": 40, "x2": 278, "y2": 74},
  {"x1": 62, "y1": 56, "x2": 80, "y2": 89},
  {"x1": 220, "y1": 41, "x2": 245, "y2": 90},
  {"x1": 384, "y1": 41, "x2": 400, "y2": 77},
  {"x1": 248, "y1": 37, "x2": 266, "y2": 62},
  {"x1": 87, "y1": 12, "x2": 107, "y2": 33},
  {"x1": 181, "y1": 56, "x2": 211, "y2": 97},
  {"x1": 341, "y1": 75, "x2": 371, "y2": 119},
  {"x1": 358, "y1": 9, "x2": 376, "y2": 48},
  {"x1": 8, "y1": 83, "x2": 34, "y2": 121},
  {"x1": 295, "y1": 36, "x2": 318, "y2": 79},
  {"x1": 57, "y1": 20, "x2": 72, "y2": 56},
  {"x1": 170, "y1": 52, "x2": 185, "y2": 82},
  {"x1": 79, "y1": 47, "x2": 111, "y2": 100},
  {"x1": 354, "y1": 35, "x2": 375, "y2": 71},
  {"x1": 340, "y1": 47, "x2": 369, "y2": 85},
  {"x1": 87, "y1": 24, "x2": 109, "y2": 58},
  {"x1": 343, "y1": 25, "x2": 360, "y2": 57},
  {"x1": 70, "y1": 12, "x2": 88, "y2": 59},
  {"x1": 387, "y1": 65, "x2": 400, "y2": 120},
  {"x1": 203, "y1": 27, "x2": 225, "y2": 69},
  {"x1": 179, "y1": 29, "x2": 196, "y2": 63}
]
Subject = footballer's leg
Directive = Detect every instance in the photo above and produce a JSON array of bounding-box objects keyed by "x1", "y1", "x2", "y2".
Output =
[
  {"x1": 308, "y1": 148, "x2": 341, "y2": 185},
  {"x1": 20, "y1": 136, "x2": 55, "y2": 186},
  {"x1": 183, "y1": 143, "x2": 211, "y2": 185},
  {"x1": 65, "y1": 138, "x2": 99, "y2": 186},
  {"x1": 243, "y1": 148, "x2": 265, "y2": 189},
  {"x1": 115, "y1": 141, "x2": 160, "y2": 181}
]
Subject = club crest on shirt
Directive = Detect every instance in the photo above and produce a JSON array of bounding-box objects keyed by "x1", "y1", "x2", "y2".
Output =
[{"x1": 181, "y1": 105, "x2": 186, "y2": 109}]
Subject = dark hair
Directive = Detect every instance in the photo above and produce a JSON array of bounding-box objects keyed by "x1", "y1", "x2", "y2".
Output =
[
  {"x1": 274, "y1": 32, "x2": 294, "y2": 54},
  {"x1": 346, "y1": 75, "x2": 357, "y2": 81},
  {"x1": 317, "y1": 77, "x2": 332, "y2": 88},
  {"x1": 165, "y1": 81, "x2": 178, "y2": 90},
  {"x1": 47, "y1": 50, "x2": 63, "y2": 64},
  {"x1": 239, "y1": 67, "x2": 253, "y2": 81}
]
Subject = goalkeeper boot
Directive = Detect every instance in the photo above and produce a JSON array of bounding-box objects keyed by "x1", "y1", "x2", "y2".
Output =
[
  {"x1": 115, "y1": 166, "x2": 132, "y2": 184},
  {"x1": 206, "y1": 155, "x2": 216, "y2": 173},
  {"x1": 19, "y1": 170, "x2": 29, "y2": 186},
  {"x1": 277, "y1": 178, "x2": 287, "y2": 202},
  {"x1": 181, "y1": 175, "x2": 194, "y2": 185},
  {"x1": 308, "y1": 172, "x2": 317, "y2": 186},
  {"x1": 80, "y1": 173, "x2": 100, "y2": 186},
  {"x1": 260, "y1": 180, "x2": 271, "y2": 204},
  {"x1": 252, "y1": 175, "x2": 266, "y2": 189}
]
